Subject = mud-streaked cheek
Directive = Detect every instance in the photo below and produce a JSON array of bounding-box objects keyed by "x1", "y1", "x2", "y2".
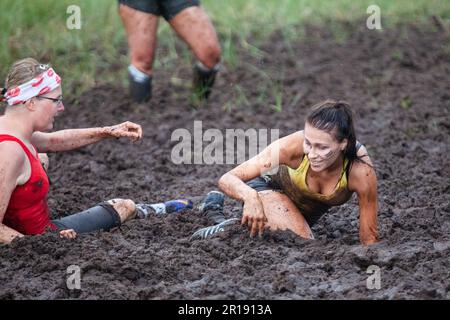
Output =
[
  {"x1": 309, "y1": 148, "x2": 328, "y2": 160},
  {"x1": 318, "y1": 148, "x2": 334, "y2": 159}
]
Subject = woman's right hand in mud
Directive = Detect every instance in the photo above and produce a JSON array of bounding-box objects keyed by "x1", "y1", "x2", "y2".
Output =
[
  {"x1": 59, "y1": 229, "x2": 77, "y2": 239},
  {"x1": 241, "y1": 194, "x2": 267, "y2": 237},
  {"x1": 104, "y1": 121, "x2": 143, "y2": 142}
]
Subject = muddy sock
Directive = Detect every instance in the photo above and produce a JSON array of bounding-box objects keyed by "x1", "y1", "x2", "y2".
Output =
[
  {"x1": 192, "y1": 61, "x2": 220, "y2": 101},
  {"x1": 128, "y1": 64, "x2": 152, "y2": 103},
  {"x1": 135, "y1": 203, "x2": 158, "y2": 219},
  {"x1": 135, "y1": 199, "x2": 193, "y2": 219}
]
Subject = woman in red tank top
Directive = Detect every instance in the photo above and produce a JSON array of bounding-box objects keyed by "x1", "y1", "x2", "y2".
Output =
[
  {"x1": 0, "y1": 134, "x2": 53, "y2": 235},
  {"x1": 0, "y1": 58, "x2": 193, "y2": 244}
]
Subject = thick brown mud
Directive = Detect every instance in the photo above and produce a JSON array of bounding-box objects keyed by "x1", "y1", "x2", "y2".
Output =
[{"x1": 1, "y1": 21, "x2": 449, "y2": 299}]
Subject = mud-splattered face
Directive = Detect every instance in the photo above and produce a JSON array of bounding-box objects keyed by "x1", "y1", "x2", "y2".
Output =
[
  {"x1": 34, "y1": 87, "x2": 64, "y2": 131},
  {"x1": 303, "y1": 122, "x2": 347, "y2": 172}
]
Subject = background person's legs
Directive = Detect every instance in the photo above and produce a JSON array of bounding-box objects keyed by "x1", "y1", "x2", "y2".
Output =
[
  {"x1": 119, "y1": 4, "x2": 159, "y2": 102},
  {"x1": 169, "y1": 6, "x2": 221, "y2": 69},
  {"x1": 169, "y1": 6, "x2": 221, "y2": 101}
]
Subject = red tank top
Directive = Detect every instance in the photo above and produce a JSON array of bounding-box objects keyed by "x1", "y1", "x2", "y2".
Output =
[{"x1": 0, "y1": 134, "x2": 56, "y2": 235}]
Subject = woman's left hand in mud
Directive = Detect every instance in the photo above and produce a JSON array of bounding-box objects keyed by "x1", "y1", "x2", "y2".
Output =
[
  {"x1": 106, "y1": 121, "x2": 143, "y2": 142},
  {"x1": 59, "y1": 229, "x2": 77, "y2": 239},
  {"x1": 242, "y1": 195, "x2": 268, "y2": 237}
]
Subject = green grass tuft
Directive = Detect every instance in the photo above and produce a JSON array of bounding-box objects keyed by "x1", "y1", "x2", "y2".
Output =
[{"x1": 1, "y1": 0, "x2": 449, "y2": 99}]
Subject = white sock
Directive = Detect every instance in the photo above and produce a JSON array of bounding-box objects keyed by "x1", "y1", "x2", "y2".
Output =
[
  {"x1": 195, "y1": 60, "x2": 221, "y2": 73},
  {"x1": 128, "y1": 64, "x2": 150, "y2": 83}
]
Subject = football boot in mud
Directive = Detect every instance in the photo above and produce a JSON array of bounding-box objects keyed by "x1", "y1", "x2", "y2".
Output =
[
  {"x1": 198, "y1": 190, "x2": 226, "y2": 224},
  {"x1": 190, "y1": 218, "x2": 239, "y2": 240},
  {"x1": 190, "y1": 61, "x2": 220, "y2": 106},
  {"x1": 128, "y1": 65, "x2": 152, "y2": 103}
]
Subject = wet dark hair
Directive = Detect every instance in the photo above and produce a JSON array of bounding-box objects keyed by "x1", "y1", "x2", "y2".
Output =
[{"x1": 306, "y1": 99, "x2": 359, "y2": 164}]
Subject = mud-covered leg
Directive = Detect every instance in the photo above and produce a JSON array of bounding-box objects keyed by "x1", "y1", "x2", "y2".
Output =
[
  {"x1": 169, "y1": 6, "x2": 221, "y2": 104},
  {"x1": 119, "y1": 4, "x2": 159, "y2": 103},
  {"x1": 258, "y1": 190, "x2": 314, "y2": 239},
  {"x1": 191, "y1": 190, "x2": 314, "y2": 240},
  {"x1": 106, "y1": 198, "x2": 137, "y2": 223}
]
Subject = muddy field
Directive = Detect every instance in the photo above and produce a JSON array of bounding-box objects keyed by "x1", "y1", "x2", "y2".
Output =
[{"x1": 0, "y1": 20, "x2": 449, "y2": 299}]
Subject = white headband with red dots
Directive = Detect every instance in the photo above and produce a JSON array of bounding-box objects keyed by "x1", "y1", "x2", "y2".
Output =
[{"x1": 3, "y1": 67, "x2": 61, "y2": 106}]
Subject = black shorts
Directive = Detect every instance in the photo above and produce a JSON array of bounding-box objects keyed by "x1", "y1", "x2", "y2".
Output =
[
  {"x1": 119, "y1": 0, "x2": 200, "y2": 20},
  {"x1": 51, "y1": 202, "x2": 122, "y2": 234},
  {"x1": 246, "y1": 175, "x2": 282, "y2": 193}
]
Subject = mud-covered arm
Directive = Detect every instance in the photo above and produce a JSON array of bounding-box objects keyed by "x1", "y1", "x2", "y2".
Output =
[
  {"x1": 31, "y1": 121, "x2": 143, "y2": 153},
  {"x1": 349, "y1": 160, "x2": 379, "y2": 245},
  {"x1": 0, "y1": 143, "x2": 26, "y2": 244},
  {"x1": 218, "y1": 132, "x2": 303, "y2": 202},
  {"x1": 356, "y1": 143, "x2": 373, "y2": 165},
  {"x1": 218, "y1": 132, "x2": 303, "y2": 236}
]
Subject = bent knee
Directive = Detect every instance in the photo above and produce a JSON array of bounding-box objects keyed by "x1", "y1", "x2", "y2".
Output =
[
  {"x1": 196, "y1": 45, "x2": 221, "y2": 69},
  {"x1": 131, "y1": 54, "x2": 154, "y2": 75},
  {"x1": 121, "y1": 199, "x2": 136, "y2": 213},
  {"x1": 107, "y1": 199, "x2": 136, "y2": 222}
]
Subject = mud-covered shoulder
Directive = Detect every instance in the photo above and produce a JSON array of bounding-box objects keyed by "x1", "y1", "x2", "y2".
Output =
[{"x1": 347, "y1": 158, "x2": 377, "y2": 194}]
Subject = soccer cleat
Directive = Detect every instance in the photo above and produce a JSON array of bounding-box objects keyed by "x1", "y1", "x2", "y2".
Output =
[
  {"x1": 198, "y1": 191, "x2": 226, "y2": 224},
  {"x1": 198, "y1": 191, "x2": 224, "y2": 212},
  {"x1": 190, "y1": 218, "x2": 239, "y2": 240},
  {"x1": 191, "y1": 61, "x2": 220, "y2": 105},
  {"x1": 128, "y1": 65, "x2": 152, "y2": 103}
]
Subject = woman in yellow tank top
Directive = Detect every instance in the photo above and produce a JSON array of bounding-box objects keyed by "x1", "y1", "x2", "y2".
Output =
[{"x1": 217, "y1": 100, "x2": 378, "y2": 245}]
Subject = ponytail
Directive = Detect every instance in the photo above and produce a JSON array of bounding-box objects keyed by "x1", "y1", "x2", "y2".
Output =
[
  {"x1": 0, "y1": 87, "x2": 6, "y2": 103},
  {"x1": 306, "y1": 99, "x2": 360, "y2": 166}
]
